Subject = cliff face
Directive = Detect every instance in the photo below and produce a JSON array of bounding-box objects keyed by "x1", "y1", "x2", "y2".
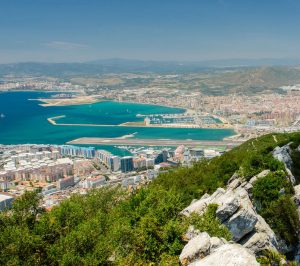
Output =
[{"x1": 179, "y1": 143, "x2": 300, "y2": 266}]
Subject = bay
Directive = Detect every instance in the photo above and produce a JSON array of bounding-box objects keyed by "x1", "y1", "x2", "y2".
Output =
[{"x1": 0, "y1": 92, "x2": 235, "y2": 154}]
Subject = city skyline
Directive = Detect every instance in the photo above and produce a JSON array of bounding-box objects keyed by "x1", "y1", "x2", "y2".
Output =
[{"x1": 1, "y1": 0, "x2": 300, "y2": 63}]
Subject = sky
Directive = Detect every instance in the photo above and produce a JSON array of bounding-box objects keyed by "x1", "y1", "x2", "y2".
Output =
[{"x1": 0, "y1": 0, "x2": 300, "y2": 63}]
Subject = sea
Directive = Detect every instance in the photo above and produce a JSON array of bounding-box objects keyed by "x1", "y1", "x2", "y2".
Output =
[{"x1": 0, "y1": 91, "x2": 235, "y2": 155}]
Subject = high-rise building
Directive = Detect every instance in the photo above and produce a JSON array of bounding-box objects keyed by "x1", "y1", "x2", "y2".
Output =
[
  {"x1": 162, "y1": 149, "x2": 169, "y2": 162},
  {"x1": 110, "y1": 156, "x2": 121, "y2": 172},
  {"x1": 154, "y1": 152, "x2": 164, "y2": 164},
  {"x1": 120, "y1": 156, "x2": 134, "y2": 173}
]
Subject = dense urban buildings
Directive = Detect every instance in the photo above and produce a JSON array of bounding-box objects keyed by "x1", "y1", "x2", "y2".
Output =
[{"x1": 0, "y1": 143, "x2": 223, "y2": 209}]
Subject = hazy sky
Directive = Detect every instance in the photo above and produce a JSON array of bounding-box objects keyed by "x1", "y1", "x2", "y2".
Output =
[{"x1": 1, "y1": 0, "x2": 300, "y2": 63}]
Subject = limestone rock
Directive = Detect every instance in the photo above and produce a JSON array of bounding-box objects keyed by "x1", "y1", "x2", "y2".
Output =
[
  {"x1": 227, "y1": 178, "x2": 242, "y2": 190},
  {"x1": 224, "y1": 208, "x2": 258, "y2": 241},
  {"x1": 272, "y1": 144, "x2": 296, "y2": 184},
  {"x1": 272, "y1": 144, "x2": 293, "y2": 170},
  {"x1": 241, "y1": 214, "x2": 279, "y2": 254},
  {"x1": 180, "y1": 197, "x2": 210, "y2": 217},
  {"x1": 249, "y1": 169, "x2": 270, "y2": 185},
  {"x1": 189, "y1": 243, "x2": 259, "y2": 266},
  {"x1": 215, "y1": 191, "x2": 240, "y2": 222},
  {"x1": 180, "y1": 188, "x2": 225, "y2": 216},
  {"x1": 243, "y1": 182, "x2": 253, "y2": 193},
  {"x1": 227, "y1": 172, "x2": 240, "y2": 185},
  {"x1": 179, "y1": 232, "x2": 211, "y2": 266},
  {"x1": 210, "y1": 237, "x2": 226, "y2": 253}
]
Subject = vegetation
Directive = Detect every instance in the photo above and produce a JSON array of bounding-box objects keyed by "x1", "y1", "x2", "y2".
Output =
[
  {"x1": 257, "y1": 249, "x2": 297, "y2": 266},
  {"x1": 1, "y1": 132, "x2": 300, "y2": 265},
  {"x1": 253, "y1": 171, "x2": 300, "y2": 245},
  {"x1": 186, "y1": 204, "x2": 232, "y2": 241}
]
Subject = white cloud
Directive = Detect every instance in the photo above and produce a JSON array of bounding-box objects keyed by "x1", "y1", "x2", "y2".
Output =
[{"x1": 44, "y1": 41, "x2": 89, "y2": 50}]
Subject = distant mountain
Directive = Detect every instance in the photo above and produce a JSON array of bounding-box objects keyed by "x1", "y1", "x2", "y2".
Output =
[{"x1": 1, "y1": 58, "x2": 300, "y2": 77}]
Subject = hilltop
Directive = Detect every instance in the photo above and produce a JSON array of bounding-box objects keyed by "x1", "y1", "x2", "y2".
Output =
[
  {"x1": 2, "y1": 60, "x2": 300, "y2": 96},
  {"x1": 1, "y1": 132, "x2": 300, "y2": 265}
]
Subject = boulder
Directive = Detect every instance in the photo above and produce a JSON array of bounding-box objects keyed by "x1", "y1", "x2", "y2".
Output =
[
  {"x1": 272, "y1": 144, "x2": 296, "y2": 184},
  {"x1": 215, "y1": 191, "x2": 240, "y2": 222},
  {"x1": 224, "y1": 208, "x2": 258, "y2": 241},
  {"x1": 179, "y1": 232, "x2": 211, "y2": 266},
  {"x1": 180, "y1": 197, "x2": 210, "y2": 217},
  {"x1": 180, "y1": 188, "x2": 226, "y2": 217},
  {"x1": 189, "y1": 243, "x2": 259, "y2": 266},
  {"x1": 272, "y1": 144, "x2": 293, "y2": 170},
  {"x1": 241, "y1": 214, "x2": 279, "y2": 254}
]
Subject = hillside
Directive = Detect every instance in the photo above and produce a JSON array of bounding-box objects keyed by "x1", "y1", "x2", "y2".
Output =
[
  {"x1": 198, "y1": 66, "x2": 300, "y2": 95},
  {"x1": 1, "y1": 132, "x2": 300, "y2": 265}
]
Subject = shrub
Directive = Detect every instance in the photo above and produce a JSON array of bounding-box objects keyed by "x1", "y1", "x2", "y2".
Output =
[{"x1": 185, "y1": 204, "x2": 232, "y2": 241}]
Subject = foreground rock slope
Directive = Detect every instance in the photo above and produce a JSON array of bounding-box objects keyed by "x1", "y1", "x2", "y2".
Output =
[{"x1": 179, "y1": 143, "x2": 300, "y2": 265}]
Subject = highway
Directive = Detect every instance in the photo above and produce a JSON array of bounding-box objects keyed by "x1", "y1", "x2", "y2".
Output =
[{"x1": 67, "y1": 137, "x2": 244, "y2": 147}]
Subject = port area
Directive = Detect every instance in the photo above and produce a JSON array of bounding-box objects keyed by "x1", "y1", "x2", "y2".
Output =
[
  {"x1": 66, "y1": 137, "x2": 244, "y2": 148},
  {"x1": 47, "y1": 115, "x2": 233, "y2": 129}
]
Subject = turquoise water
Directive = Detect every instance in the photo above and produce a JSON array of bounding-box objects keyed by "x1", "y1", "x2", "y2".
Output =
[{"x1": 0, "y1": 92, "x2": 235, "y2": 147}]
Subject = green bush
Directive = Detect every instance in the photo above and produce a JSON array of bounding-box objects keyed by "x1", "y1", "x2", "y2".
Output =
[
  {"x1": 253, "y1": 171, "x2": 299, "y2": 245},
  {"x1": 185, "y1": 204, "x2": 232, "y2": 241}
]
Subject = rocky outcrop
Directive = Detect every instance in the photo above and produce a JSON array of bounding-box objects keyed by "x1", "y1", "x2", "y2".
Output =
[
  {"x1": 189, "y1": 243, "x2": 259, "y2": 266},
  {"x1": 272, "y1": 143, "x2": 296, "y2": 184},
  {"x1": 179, "y1": 232, "x2": 212, "y2": 266},
  {"x1": 180, "y1": 171, "x2": 283, "y2": 258},
  {"x1": 179, "y1": 143, "x2": 300, "y2": 265},
  {"x1": 181, "y1": 178, "x2": 259, "y2": 242},
  {"x1": 241, "y1": 214, "x2": 280, "y2": 254},
  {"x1": 224, "y1": 208, "x2": 258, "y2": 241},
  {"x1": 179, "y1": 232, "x2": 256, "y2": 266}
]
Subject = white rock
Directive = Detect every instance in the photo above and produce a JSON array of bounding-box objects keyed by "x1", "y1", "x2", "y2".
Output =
[
  {"x1": 189, "y1": 243, "x2": 259, "y2": 266},
  {"x1": 179, "y1": 232, "x2": 211, "y2": 266},
  {"x1": 209, "y1": 188, "x2": 226, "y2": 201},
  {"x1": 228, "y1": 178, "x2": 242, "y2": 190},
  {"x1": 210, "y1": 237, "x2": 226, "y2": 253},
  {"x1": 240, "y1": 214, "x2": 279, "y2": 254},
  {"x1": 215, "y1": 191, "x2": 240, "y2": 222},
  {"x1": 227, "y1": 172, "x2": 240, "y2": 185},
  {"x1": 180, "y1": 188, "x2": 225, "y2": 216},
  {"x1": 180, "y1": 197, "x2": 210, "y2": 216},
  {"x1": 272, "y1": 144, "x2": 293, "y2": 170},
  {"x1": 272, "y1": 144, "x2": 296, "y2": 184},
  {"x1": 224, "y1": 208, "x2": 258, "y2": 241},
  {"x1": 249, "y1": 169, "x2": 270, "y2": 185}
]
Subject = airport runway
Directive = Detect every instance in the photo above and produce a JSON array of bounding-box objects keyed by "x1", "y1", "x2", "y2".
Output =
[{"x1": 67, "y1": 137, "x2": 244, "y2": 147}]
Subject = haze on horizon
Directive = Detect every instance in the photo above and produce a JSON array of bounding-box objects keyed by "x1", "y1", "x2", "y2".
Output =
[{"x1": 1, "y1": 0, "x2": 300, "y2": 64}]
